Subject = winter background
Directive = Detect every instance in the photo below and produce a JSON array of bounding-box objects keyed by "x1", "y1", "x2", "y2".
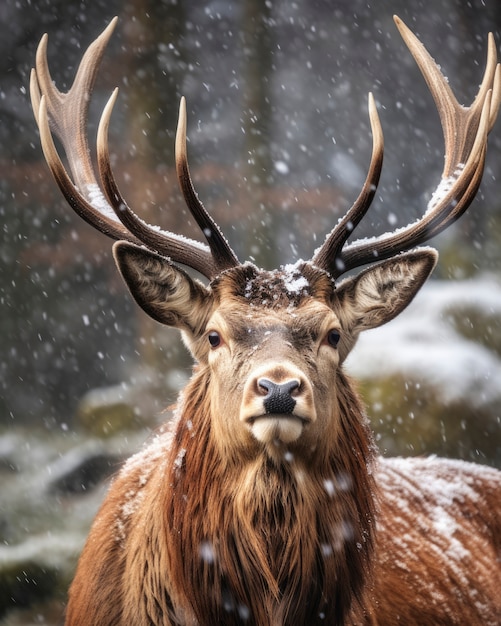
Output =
[{"x1": 1, "y1": 0, "x2": 501, "y2": 622}]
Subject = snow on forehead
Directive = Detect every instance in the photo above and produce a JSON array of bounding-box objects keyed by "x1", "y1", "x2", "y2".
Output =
[
  {"x1": 281, "y1": 263, "x2": 310, "y2": 294},
  {"x1": 243, "y1": 261, "x2": 311, "y2": 306}
]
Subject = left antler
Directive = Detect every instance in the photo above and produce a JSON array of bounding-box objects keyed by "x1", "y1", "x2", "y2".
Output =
[
  {"x1": 30, "y1": 17, "x2": 239, "y2": 280},
  {"x1": 312, "y1": 16, "x2": 501, "y2": 279}
]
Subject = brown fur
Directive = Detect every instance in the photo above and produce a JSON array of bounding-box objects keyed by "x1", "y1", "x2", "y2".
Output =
[{"x1": 356, "y1": 457, "x2": 501, "y2": 625}]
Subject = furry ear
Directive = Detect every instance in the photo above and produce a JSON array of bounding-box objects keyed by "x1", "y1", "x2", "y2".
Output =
[
  {"x1": 334, "y1": 248, "x2": 438, "y2": 337},
  {"x1": 113, "y1": 241, "x2": 213, "y2": 338}
]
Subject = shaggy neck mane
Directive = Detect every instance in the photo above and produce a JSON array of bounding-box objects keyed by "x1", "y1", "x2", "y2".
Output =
[{"x1": 161, "y1": 367, "x2": 377, "y2": 625}]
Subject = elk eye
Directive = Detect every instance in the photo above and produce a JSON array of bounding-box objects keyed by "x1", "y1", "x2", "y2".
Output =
[
  {"x1": 208, "y1": 331, "x2": 222, "y2": 348},
  {"x1": 327, "y1": 329, "x2": 341, "y2": 348}
]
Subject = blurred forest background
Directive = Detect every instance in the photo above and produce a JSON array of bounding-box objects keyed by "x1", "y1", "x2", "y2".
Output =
[
  {"x1": 1, "y1": 0, "x2": 501, "y2": 622},
  {"x1": 2, "y1": 0, "x2": 501, "y2": 433}
]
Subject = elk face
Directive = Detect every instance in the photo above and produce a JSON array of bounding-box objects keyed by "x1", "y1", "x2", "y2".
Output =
[
  {"x1": 203, "y1": 264, "x2": 339, "y2": 462},
  {"x1": 114, "y1": 242, "x2": 436, "y2": 464}
]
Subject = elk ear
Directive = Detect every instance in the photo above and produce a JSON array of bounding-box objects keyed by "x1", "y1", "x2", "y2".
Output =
[
  {"x1": 335, "y1": 248, "x2": 438, "y2": 335},
  {"x1": 112, "y1": 241, "x2": 212, "y2": 337}
]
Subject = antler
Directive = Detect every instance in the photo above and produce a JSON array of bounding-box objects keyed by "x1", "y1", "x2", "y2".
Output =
[
  {"x1": 30, "y1": 17, "x2": 239, "y2": 280},
  {"x1": 312, "y1": 15, "x2": 501, "y2": 279},
  {"x1": 31, "y1": 16, "x2": 500, "y2": 282}
]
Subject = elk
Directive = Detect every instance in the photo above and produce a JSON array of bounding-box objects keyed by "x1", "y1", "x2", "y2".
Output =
[{"x1": 30, "y1": 15, "x2": 501, "y2": 626}]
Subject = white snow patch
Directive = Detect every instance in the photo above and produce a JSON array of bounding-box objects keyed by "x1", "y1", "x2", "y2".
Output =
[
  {"x1": 174, "y1": 447, "x2": 186, "y2": 470},
  {"x1": 323, "y1": 478, "x2": 336, "y2": 497},
  {"x1": 281, "y1": 263, "x2": 309, "y2": 295},
  {"x1": 346, "y1": 274, "x2": 501, "y2": 406},
  {"x1": 114, "y1": 422, "x2": 177, "y2": 544},
  {"x1": 84, "y1": 183, "x2": 211, "y2": 255},
  {"x1": 198, "y1": 540, "x2": 216, "y2": 563},
  {"x1": 426, "y1": 164, "x2": 464, "y2": 215},
  {"x1": 274, "y1": 160, "x2": 290, "y2": 175},
  {"x1": 85, "y1": 183, "x2": 121, "y2": 222},
  {"x1": 119, "y1": 422, "x2": 176, "y2": 481}
]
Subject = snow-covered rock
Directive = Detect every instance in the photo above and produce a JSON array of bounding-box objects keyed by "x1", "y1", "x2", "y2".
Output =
[{"x1": 347, "y1": 274, "x2": 501, "y2": 463}]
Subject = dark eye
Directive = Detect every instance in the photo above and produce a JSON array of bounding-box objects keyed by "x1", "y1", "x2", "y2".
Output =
[
  {"x1": 327, "y1": 329, "x2": 341, "y2": 348},
  {"x1": 208, "y1": 331, "x2": 222, "y2": 348}
]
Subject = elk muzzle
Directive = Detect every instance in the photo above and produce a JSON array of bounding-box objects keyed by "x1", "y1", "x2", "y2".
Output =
[
  {"x1": 240, "y1": 364, "x2": 317, "y2": 445},
  {"x1": 259, "y1": 378, "x2": 299, "y2": 415}
]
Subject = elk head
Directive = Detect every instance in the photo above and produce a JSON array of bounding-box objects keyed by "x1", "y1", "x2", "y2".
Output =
[{"x1": 30, "y1": 16, "x2": 500, "y2": 467}]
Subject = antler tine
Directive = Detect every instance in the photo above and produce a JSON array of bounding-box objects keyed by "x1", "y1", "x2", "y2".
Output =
[
  {"x1": 394, "y1": 17, "x2": 499, "y2": 176},
  {"x1": 488, "y1": 44, "x2": 501, "y2": 130},
  {"x1": 33, "y1": 18, "x2": 117, "y2": 192},
  {"x1": 175, "y1": 97, "x2": 240, "y2": 272},
  {"x1": 96, "y1": 88, "x2": 219, "y2": 278},
  {"x1": 30, "y1": 18, "x2": 148, "y2": 245},
  {"x1": 312, "y1": 92, "x2": 384, "y2": 274},
  {"x1": 317, "y1": 16, "x2": 500, "y2": 279},
  {"x1": 33, "y1": 90, "x2": 141, "y2": 242}
]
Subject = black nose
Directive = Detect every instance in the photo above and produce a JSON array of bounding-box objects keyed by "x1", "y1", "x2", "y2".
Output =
[{"x1": 258, "y1": 378, "x2": 299, "y2": 415}]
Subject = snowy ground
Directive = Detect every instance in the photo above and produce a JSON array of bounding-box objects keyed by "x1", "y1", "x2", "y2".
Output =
[{"x1": 347, "y1": 274, "x2": 501, "y2": 409}]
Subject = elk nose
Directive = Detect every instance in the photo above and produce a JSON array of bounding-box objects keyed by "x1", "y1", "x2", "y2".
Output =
[{"x1": 258, "y1": 378, "x2": 299, "y2": 415}]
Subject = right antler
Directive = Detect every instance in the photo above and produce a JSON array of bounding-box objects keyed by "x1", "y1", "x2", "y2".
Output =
[
  {"x1": 312, "y1": 16, "x2": 501, "y2": 279},
  {"x1": 30, "y1": 17, "x2": 239, "y2": 280}
]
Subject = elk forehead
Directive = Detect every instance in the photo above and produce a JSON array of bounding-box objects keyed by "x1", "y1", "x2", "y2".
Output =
[
  {"x1": 211, "y1": 262, "x2": 336, "y2": 309},
  {"x1": 243, "y1": 264, "x2": 311, "y2": 306},
  {"x1": 208, "y1": 263, "x2": 340, "y2": 349}
]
